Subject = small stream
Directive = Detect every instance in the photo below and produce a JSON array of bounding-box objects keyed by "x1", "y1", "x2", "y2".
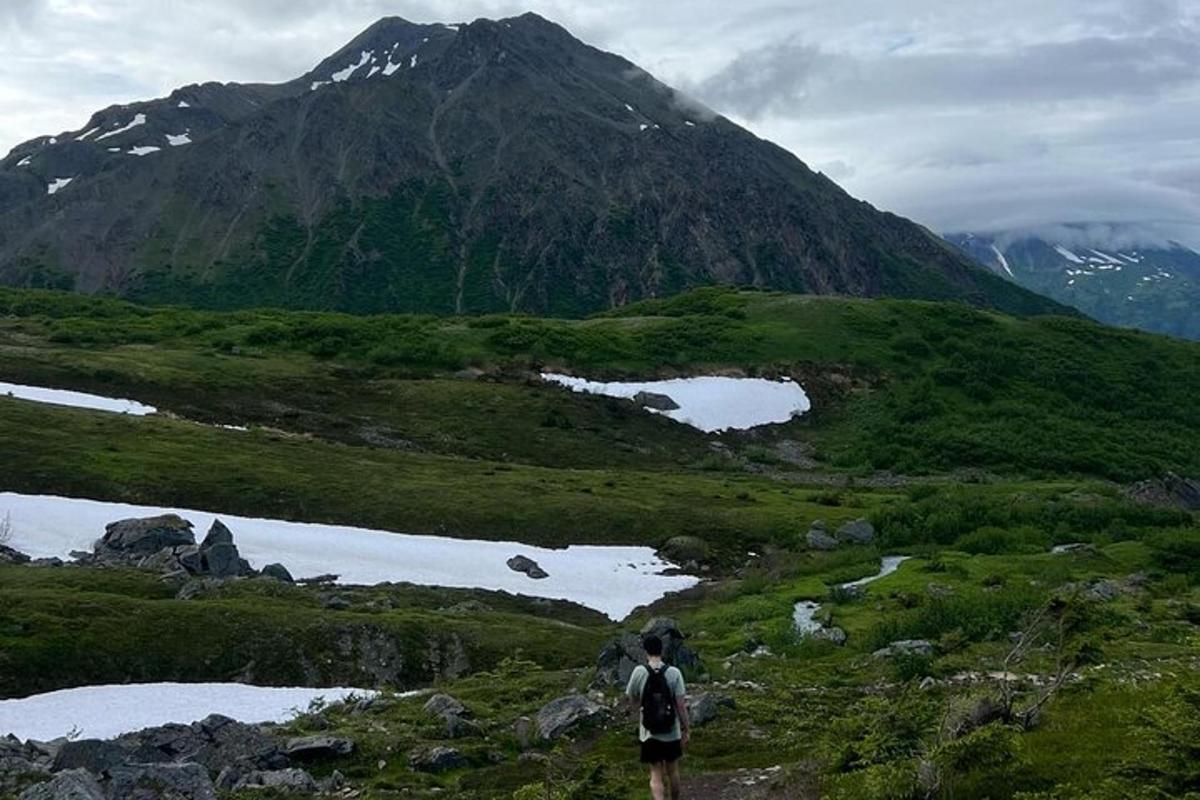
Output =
[{"x1": 793, "y1": 555, "x2": 910, "y2": 636}]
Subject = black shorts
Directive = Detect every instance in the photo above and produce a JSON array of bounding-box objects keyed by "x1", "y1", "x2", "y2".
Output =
[{"x1": 640, "y1": 737, "x2": 683, "y2": 764}]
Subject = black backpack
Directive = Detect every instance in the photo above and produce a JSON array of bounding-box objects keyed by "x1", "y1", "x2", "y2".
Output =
[{"x1": 641, "y1": 665, "x2": 677, "y2": 734}]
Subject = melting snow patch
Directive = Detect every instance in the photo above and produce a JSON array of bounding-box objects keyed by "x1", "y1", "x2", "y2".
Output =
[
  {"x1": 1053, "y1": 245, "x2": 1084, "y2": 264},
  {"x1": 0, "y1": 683, "x2": 375, "y2": 742},
  {"x1": 95, "y1": 113, "x2": 147, "y2": 142},
  {"x1": 165, "y1": 132, "x2": 191, "y2": 146},
  {"x1": 46, "y1": 177, "x2": 73, "y2": 195},
  {"x1": 0, "y1": 381, "x2": 156, "y2": 415},
  {"x1": 541, "y1": 374, "x2": 810, "y2": 433},
  {"x1": 0, "y1": 493, "x2": 697, "y2": 620},
  {"x1": 332, "y1": 50, "x2": 372, "y2": 82},
  {"x1": 129, "y1": 146, "x2": 161, "y2": 156}
]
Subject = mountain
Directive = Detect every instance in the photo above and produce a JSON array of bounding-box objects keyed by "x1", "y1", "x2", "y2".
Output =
[
  {"x1": 947, "y1": 230, "x2": 1200, "y2": 340},
  {"x1": 0, "y1": 14, "x2": 1068, "y2": 318}
]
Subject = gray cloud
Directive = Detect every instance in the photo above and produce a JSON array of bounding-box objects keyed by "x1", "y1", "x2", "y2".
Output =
[{"x1": 0, "y1": 0, "x2": 1197, "y2": 249}]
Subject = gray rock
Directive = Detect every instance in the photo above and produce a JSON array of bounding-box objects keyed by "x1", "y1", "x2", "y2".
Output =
[
  {"x1": 535, "y1": 695, "x2": 605, "y2": 741},
  {"x1": 107, "y1": 762, "x2": 217, "y2": 800},
  {"x1": 688, "y1": 693, "x2": 736, "y2": 727},
  {"x1": 18, "y1": 770, "x2": 105, "y2": 800},
  {"x1": 200, "y1": 520, "x2": 234, "y2": 549},
  {"x1": 658, "y1": 536, "x2": 711, "y2": 566},
  {"x1": 408, "y1": 745, "x2": 467, "y2": 773},
  {"x1": 872, "y1": 639, "x2": 935, "y2": 659},
  {"x1": 814, "y1": 626, "x2": 848, "y2": 646},
  {"x1": 51, "y1": 739, "x2": 128, "y2": 773},
  {"x1": 806, "y1": 526, "x2": 839, "y2": 551},
  {"x1": 234, "y1": 768, "x2": 317, "y2": 792},
  {"x1": 506, "y1": 555, "x2": 548, "y2": 580},
  {"x1": 100, "y1": 515, "x2": 195, "y2": 555},
  {"x1": 632, "y1": 391, "x2": 680, "y2": 411},
  {"x1": 283, "y1": 736, "x2": 353, "y2": 760},
  {"x1": 836, "y1": 518, "x2": 876, "y2": 545},
  {"x1": 0, "y1": 543, "x2": 31, "y2": 565},
  {"x1": 200, "y1": 542, "x2": 241, "y2": 578},
  {"x1": 423, "y1": 694, "x2": 468, "y2": 719},
  {"x1": 260, "y1": 563, "x2": 293, "y2": 583}
]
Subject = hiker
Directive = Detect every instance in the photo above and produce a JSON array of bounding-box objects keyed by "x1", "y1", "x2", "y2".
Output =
[{"x1": 626, "y1": 634, "x2": 690, "y2": 800}]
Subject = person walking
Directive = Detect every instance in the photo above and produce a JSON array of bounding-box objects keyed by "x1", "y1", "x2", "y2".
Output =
[{"x1": 625, "y1": 634, "x2": 690, "y2": 800}]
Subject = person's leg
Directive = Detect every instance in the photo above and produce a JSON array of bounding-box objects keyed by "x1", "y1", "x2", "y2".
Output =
[
  {"x1": 666, "y1": 758, "x2": 682, "y2": 800},
  {"x1": 649, "y1": 762, "x2": 666, "y2": 800}
]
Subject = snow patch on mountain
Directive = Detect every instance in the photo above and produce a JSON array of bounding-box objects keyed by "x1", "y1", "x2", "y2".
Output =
[
  {"x1": 95, "y1": 113, "x2": 146, "y2": 142},
  {"x1": 332, "y1": 50, "x2": 372, "y2": 82}
]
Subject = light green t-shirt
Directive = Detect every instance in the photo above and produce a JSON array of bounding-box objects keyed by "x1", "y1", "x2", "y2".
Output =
[{"x1": 625, "y1": 663, "x2": 686, "y2": 742}]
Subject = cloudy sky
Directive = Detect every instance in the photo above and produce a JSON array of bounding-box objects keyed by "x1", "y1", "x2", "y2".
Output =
[{"x1": 3, "y1": 0, "x2": 1198, "y2": 246}]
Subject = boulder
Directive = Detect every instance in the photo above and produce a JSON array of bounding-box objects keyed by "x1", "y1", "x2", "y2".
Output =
[
  {"x1": 200, "y1": 542, "x2": 241, "y2": 578},
  {"x1": 836, "y1": 518, "x2": 876, "y2": 545},
  {"x1": 658, "y1": 536, "x2": 711, "y2": 566},
  {"x1": 51, "y1": 740, "x2": 129, "y2": 773},
  {"x1": 632, "y1": 391, "x2": 680, "y2": 411},
  {"x1": 17, "y1": 770, "x2": 105, "y2": 800},
  {"x1": 594, "y1": 618, "x2": 704, "y2": 687},
  {"x1": 0, "y1": 544, "x2": 30, "y2": 565},
  {"x1": 814, "y1": 626, "x2": 848, "y2": 646},
  {"x1": 506, "y1": 555, "x2": 548, "y2": 580},
  {"x1": 408, "y1": 745, "x2": 467, "y2": 773},
  {"x1": 260, "y1": 563, "x2": 293, "y2": 583},
  {"x1": 283, "y1": 736, "x2": 354, "y2": 760},
  {"x1": 535, "y1": 695, "x2": 605, "y2": 741},
  {"x1": 107, "y1": 762, "x2": 216, "y2": 800},
  {"x1": 806, "y1": 521, "x2": 838, "y2": 551},
  {"x1": 234, "y1": 768, "x2": 317, "y2": 792},
  {"x1": 872, "y1": 639, "x2": 935, "y2": 659},
  {"x1": 100, "y1": 515, "x2": 195, "y2": 555},
  {"x1": 423, "y1": 694, "x2": 468, "y2": 719},
  {"x1": 688, "y1": 693, "x2": 736, "y2": 727},
  {"x1": 201, "y1": 520, "x2": 234, "y2": 549}
]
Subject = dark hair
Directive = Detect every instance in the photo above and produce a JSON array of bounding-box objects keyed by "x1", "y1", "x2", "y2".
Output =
[{"x1": 643, "y1": 635, "x2": 664, "y2": 657}]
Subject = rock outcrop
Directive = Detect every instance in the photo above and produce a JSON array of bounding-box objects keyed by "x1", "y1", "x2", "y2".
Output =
[{"x1": 594, "y1": 617, "x2": 704, "y2": 687}]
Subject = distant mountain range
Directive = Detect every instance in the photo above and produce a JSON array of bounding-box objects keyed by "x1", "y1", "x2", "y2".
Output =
[
  {"x1": 947, "y1": 230, "x2": 1200, "y2": 340},
  {"x1": 0, "y1": 13, "x2": 1067, "y2": 317}
]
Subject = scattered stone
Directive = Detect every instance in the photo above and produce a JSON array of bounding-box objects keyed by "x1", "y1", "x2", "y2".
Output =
[
  {"x1": 632, "y1": 391, "x2": 680, "y2": 411},
  {"x1": 513, "y1": 717, "x2": 534, "y2": 750},
  {"x1": 260, "y1": 563, "x2": 294, "y2": 583},
  {"x1": 688, "y1": 693, "x2": 736, "y2": 727},
  {"x1": 408, "y1": 745, "x2": 467, "y2": 773},
  {"x1": 506, "y1": 555, "x2": 548, "y2": 580},
  {"x1": 814, "y1": 626, "x2": 848, "y2": 646},
  {"x1": 283, "y1": 736, "x2": 353, "y2": 760},
  {"x1": 234, "y1": 768, "x2": 317, "y2": 792},
  {"x1": 535, "y1": 695, "x2": 605, "y2": 740},
  {"x1": 18, "y1": 769, "x2": 105, "y2": 800},
  {"x1": 872, "y1": 639, "x2": 935, "y2": 659},
  {"x1": 836, "y1": 518, "x2": 876, "y2": 545}
]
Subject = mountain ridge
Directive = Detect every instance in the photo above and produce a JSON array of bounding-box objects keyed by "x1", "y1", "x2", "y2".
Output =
[{"x1": 0, "y1": 13, "x2": 1071, "y2": 318}]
